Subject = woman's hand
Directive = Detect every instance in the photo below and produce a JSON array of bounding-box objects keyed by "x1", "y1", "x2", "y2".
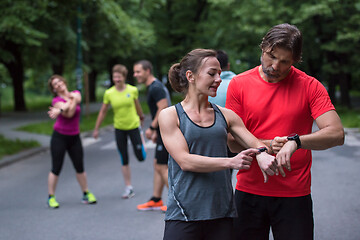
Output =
[
  {"x1": 231, "y1": 148, "x2": 258, "y2": 170},
  {"x1": 47, "y1": 107, "x2": 62, "y2": 119},
  {"x1": 92, "y1": 129, "x2": 99, "y2": 139}
]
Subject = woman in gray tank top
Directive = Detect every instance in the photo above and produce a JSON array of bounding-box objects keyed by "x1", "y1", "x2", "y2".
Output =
[{"x1": 158, "y1": 49, "x2": 278, "y2": 240}]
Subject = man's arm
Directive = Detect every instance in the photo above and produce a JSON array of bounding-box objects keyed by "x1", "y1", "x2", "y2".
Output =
[
  {"x1": 145, "y1": 98, "x2": 169, "y2": 141},
  {"x1": 301, "y1": 110, "x2": 344, "y2": 149},
  {"x1": 150, "y1": 98, "x2": 168, "y2": 128},
  {"x1": 276, "y1": 110, "x2": 344, "y2": 170}
]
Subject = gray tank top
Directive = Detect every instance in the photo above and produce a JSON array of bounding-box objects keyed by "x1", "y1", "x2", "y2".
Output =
[{"x1": 165, "y1": 102, "x2": 237, "y2": 221}]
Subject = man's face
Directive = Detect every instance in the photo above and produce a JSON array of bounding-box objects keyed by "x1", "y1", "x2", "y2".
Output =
[
  {"x1": 133, "y1": 64, "x2": 148, "y2": 84},
  {"x1": 260, "y1": 47, "x2": 294, "y2": 83}
]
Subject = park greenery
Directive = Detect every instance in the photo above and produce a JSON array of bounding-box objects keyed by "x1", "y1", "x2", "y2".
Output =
[
  {"x1": 0, "y1": 134, "x2": 40, "y2": 159},
  {"x1": 1, "y1": 0, "x2": 360, "y2": 159},
  {"x1": 1, "y1": 0, "x2": 360, "y2": 112}
]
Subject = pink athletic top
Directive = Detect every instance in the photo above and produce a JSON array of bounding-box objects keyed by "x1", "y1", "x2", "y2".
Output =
[
  {"x1": 226, "y1": 66, "x2": 335, "y2": 197},
  {"x1": 52, "y1": 90, "x2": 81, "y2": 135}
]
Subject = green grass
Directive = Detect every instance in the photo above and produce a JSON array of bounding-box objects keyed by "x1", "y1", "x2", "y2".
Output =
[
  {"x1": 336, "y1": 106, "x2": 360, "y2": 128},
  {"x1": 1, "y1": 87, "x2": 52, "y2": 112},
  {"x1": 0, "y1": 134, "x2": 40, "y2": 159}
]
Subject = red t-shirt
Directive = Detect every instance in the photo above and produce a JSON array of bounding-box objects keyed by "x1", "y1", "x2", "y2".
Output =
[{"x1": 226, "y1": 66, "x2": 335, "y2": 197}]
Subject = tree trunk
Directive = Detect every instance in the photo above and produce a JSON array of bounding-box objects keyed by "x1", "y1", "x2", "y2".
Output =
[
  {"x1": 2, "y1": 41, "x2": 26, "y2": 111},
  {"x1": 50, "y1": 47, "x2": 65, "y2": 75},
  {"x1": 88, "y1": 70, "x2": 97, "y2": 102},
  {"x1": 327, "y1": 75, "x2": 337, "y2": 105},
  {"x1": 339, "y1": 73, "x2": 351, "y2": 108}
]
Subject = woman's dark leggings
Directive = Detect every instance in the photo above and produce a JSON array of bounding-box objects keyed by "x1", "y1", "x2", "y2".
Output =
[
  {"x1": 50, "y1": 130, "x2": 84, "y2": 176},
  {"x1": 115, "y1": 128, "x2": 146, "y2": 166}
]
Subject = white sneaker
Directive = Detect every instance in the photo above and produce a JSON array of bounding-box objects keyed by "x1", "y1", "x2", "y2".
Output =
[{"x1": 122, "y1": 186, "x2": 135, "y2": 199}]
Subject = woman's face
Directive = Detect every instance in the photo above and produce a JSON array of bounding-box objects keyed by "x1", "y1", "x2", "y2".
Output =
[
  {"x1": 191, "y1": 56, "x2": 222, "y2": 97},
  {"x1": 51, "y1": 78, "x2": 66, "y2": 94},
  {"x1": 113, "y1": 72, "x2": 125, "y2": 86}
]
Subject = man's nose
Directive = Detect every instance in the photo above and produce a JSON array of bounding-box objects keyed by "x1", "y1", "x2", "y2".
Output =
[{"x1": 272, "y1": 61, "x2": 280, "y2": 71}]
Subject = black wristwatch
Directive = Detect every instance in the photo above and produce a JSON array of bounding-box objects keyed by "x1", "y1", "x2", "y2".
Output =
[
  {"x1": 287, "y1": 133, "x2": 301, "y2": 149},
  {"x1": 257, "y1": 147, "x2": 268, "y2": 153},
  {"x1": 149, "y1": 125, "x2": 156, "y2": 131}
]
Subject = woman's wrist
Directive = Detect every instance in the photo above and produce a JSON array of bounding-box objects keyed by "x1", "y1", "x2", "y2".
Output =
[{"x1": 269, "y1": 138, "x2": 275, "y2": 154}]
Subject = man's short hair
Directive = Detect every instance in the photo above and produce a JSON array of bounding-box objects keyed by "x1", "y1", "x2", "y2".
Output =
[
  {"x1": 134, "y1": 60, "x2": 153, "y2": 74},
  {"x1": 260, "y1": 23, "x2": 303, "y2": 63}
]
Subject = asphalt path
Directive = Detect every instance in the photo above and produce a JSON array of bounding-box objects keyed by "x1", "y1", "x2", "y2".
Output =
[
  {"x1": 0, "y1": 126, "x2": 167, "y2": 240},
  {"x1": 1, "y1": 128, "x2": 360, "y2": 240}
]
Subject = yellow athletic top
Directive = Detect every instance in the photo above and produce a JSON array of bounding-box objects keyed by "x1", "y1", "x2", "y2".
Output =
[{"x1": 103, "y1": 84, "x2": 140, "y2": 130}]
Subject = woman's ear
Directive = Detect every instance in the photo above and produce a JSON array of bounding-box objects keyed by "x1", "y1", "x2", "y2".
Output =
[{"x1": 186, "y1": 70, "x2": 194, "y2": 83}]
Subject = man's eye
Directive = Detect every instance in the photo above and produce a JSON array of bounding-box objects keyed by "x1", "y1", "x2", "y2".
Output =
[{"x1": 209, "y1": 73, "x2": 215, "y2": 76}]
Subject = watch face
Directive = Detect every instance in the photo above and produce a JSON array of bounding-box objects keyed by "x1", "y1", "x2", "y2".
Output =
[
  {"x1": 288, "y1": 133, "x2": 298, "y2": 139},
  {"x1": 287, "y1": 133, "x2": 301, "y2": 149},
  {"x1": 257, "y1": 147, "x2": 267, "y2": 152}
]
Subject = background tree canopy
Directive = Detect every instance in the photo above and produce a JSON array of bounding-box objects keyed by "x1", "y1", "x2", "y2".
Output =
[{"x1": 1, "y1": 0, "x2": 359, "y2": 111}]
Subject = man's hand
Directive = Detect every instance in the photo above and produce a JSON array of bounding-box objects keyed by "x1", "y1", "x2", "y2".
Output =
[
  {"x1": 271, "y1": 136, "x2": 288, "y2": 154},
  {"x1": 275, "y1": 140, "x2": 297, "y2": 172},
  {"x1": 256, "y1": 152, "x2": 278, "y2": 183}
]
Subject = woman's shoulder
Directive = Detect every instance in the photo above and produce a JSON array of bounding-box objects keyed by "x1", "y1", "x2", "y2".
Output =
[
  {"x1": 126, "y1": 84, "x2": 139, "y2": 92},
  {"x1": 159, "y1": 106, "x2": 177, "y2": 120},
  {"x1": 214, "y1": 104, "x2": 235, "y2": 123},
  {"x1": 52, "y1": 95, "x2": 64, "y2": 105},
  {"x1": 161, "y1": 105, "x2": 176, "y2": 115},
  {"x1": 159, "y1": 106, "x2": 178, "y2": 128},
  {"x1": 103, "y1": 85, "x2": 116, "y2": 95}
]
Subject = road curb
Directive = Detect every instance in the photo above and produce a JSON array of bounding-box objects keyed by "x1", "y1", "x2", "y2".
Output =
[
  {"x1": 0, "y1": 146, "x2": 49, "y2": 169},
  {"x1": 0, "y1": 126, "x2": 115, "y2": 169}
]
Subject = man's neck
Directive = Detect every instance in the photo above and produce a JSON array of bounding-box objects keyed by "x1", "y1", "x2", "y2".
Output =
[{"x1": 145, "y1": 75, "x2": 156, "y2": 86}]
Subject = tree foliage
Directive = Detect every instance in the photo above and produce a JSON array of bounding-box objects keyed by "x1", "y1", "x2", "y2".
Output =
[{"x1": 1, "y1": 0, "x2": 359, "y2": 111}]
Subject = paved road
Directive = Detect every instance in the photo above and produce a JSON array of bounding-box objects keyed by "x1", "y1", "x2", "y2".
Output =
[
  {"x1": 0, "y1": 125, "x2": 167, "y2": 240},
  {"x1": 1, "y1": 117, "x2": 360, "y2": 239}
]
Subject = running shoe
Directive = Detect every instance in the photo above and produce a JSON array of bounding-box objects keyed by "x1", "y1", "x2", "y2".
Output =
[
  {"x1": 160, "y1": 205, "x2": 167, "y2": 213},
  {"x1": 82, "y1": 191, "x2": 97, "y2": 204},
  {"x1": 122, "y1": 186, "x2": 135, "y2": 199},
  {"x1": 48, "y1": 195, "x2": 59, "y2": 209},
  {"x1": 137, "y1": 199, "x2": 164, "y2": 211}
]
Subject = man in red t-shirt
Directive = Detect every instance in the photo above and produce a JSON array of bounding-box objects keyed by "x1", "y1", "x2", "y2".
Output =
[{"x1": 226, "y1": 23, "x2": 344, "y2": 240}]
